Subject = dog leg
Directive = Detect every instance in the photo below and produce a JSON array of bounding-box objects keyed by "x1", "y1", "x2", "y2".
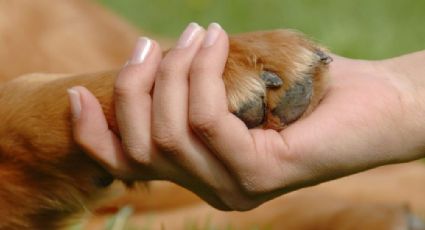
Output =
[{"x1": 0, "y1": 30, "x2": 329, "y2": 229}]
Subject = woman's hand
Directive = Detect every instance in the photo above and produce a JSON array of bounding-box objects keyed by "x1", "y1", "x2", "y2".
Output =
[
  {"x1": 186, "y1": 52, "x2": 425, "y2": 198},
  {"x1": 186, "y1": 52, "x2": 425, "y2": 197},
  {"x1": 70, "y1": 21, "x2": 425, "y2": 210},
  {"x1": 69, "y1": 23, "x2": 263, "y2": 210}
]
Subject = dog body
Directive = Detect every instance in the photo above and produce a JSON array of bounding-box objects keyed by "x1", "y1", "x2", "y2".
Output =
[{"x1": 0, "y1": 1, "x2": 424, "y2": 229}]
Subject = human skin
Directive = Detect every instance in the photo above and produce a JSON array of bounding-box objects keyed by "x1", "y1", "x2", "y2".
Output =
[{"x1": 70, "y1": 23, "x2": 425, "y2": 210}]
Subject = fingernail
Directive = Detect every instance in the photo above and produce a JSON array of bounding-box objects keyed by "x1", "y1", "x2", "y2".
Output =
[
  {"x1": 67, "y1": 88, "x2": 81, "y2": 119},
  {"x1": 202, "y1": 23, "x2": 221, "y2": 48},
  {"x1": 129, "y1": 37, "x2": 152, "y2": 65},
  {"x1": 176, "y1": 22, "x2": 202, "y2": 49}
]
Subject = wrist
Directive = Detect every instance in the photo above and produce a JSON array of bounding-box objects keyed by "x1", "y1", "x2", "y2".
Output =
[{"x1": 380, "y1": 53, "x2": 425, "y2": 159}]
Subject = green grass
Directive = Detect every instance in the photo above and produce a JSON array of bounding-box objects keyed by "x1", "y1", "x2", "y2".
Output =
[
  {"x1": 98, "y1": 0, "x2": 425, "y2": 59},
  {"x1": 104, "y1": 206, "x2": 134, "y2": 230}
]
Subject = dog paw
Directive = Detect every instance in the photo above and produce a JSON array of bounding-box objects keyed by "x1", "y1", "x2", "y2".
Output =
[{"x1": 224, "y1": 30, "x2": 331, "y2": 130}]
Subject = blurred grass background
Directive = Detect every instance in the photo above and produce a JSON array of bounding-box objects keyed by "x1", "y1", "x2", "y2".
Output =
[{"x1": 98, "y1": 0, "x2": 425, "y2": 59}]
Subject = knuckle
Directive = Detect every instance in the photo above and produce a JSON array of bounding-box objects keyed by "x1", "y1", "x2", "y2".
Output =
[
  {"x1": 152, "y1": 127, "x2": 181, "y2": 153},
  {"x1": 123, "y1": 142, "x2": 151, "y2": 165},
  {"x1": 189, "y1": 60, "x2": 211, "y2": 76},
  {"x1": 115, "y1": 67, "x2": 143, "y2": 91},
  {"x1": 158, "y1": 60, "x2": 174, "y2": 76},
  {"x1": 189, "y1": 112, "x2": 218, "y2": 136},
  {"x1": 238, "y1": 176, "x2": 269, "y2": 196},
  {"x1": 113, "y1": 79, "x2": 138, "y2": 100},
  {"x1": 114, "y1": 65, "x2": 155, "y2": 99},
  {"x1": 157, "y1": 57, "x2": 184, "y2": 80}
]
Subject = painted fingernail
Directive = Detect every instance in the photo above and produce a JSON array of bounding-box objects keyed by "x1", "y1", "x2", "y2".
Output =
[
  {"x1": 67, "y1": 88, "x2": 81, "y2": 120},
  {"x1": 176, "y1": 22, "x2": 202, "y2": 49},
  {"x1": 129, "y1": 37, "x2": 152, "y2": 65},
  {"x1": 202, "y1": 23, "x2": 221, "y2": 48}
]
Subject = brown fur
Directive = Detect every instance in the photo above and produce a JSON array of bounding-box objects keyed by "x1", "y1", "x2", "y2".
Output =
[
  {"x1": 0, "y1": 30, "x2": 326, "y2": 229},
  {"x1": 0, "y1": 1, "x2": 423, "y2": 229},
  {"x1": 90, "y1": 162, "x2": 425, "y2": 229},
  {"x1": 226, "y1": 30, "x2": 329, "y2": 129}
]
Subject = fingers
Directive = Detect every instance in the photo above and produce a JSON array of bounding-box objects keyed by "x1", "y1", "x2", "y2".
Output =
[
  {"x1": 189, "y1": 23, "x2": 229, "y2": 120},
  {"x1": 188, "y1": 23, "x2": 258, "y2": 173},
  {"x1": 152, "y1": 23, "x2": 205, "y2": 152},
  {"x1": 187, "y1": 24, "x2": 295, "y2": 195},
  {"x1": 68, "y1": 86, "x2": 133, "y2": 177},
  {"x1": 114, "y1": 37, "x2": 162, "y2": 164},
  {"x1": 70, "y1": 37, "x2": 162, "y2": 178},
  {"x1": 150, "y1": 24, "x2": 261, "y2": 209},
  {"x1": 70, "y1": 24, "x2": 276, "y2": 208},
  {"x1": 151, "y1": 23, "x2": 236, "y2": 192}
]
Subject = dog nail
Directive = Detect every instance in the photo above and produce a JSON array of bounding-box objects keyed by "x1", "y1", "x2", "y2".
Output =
[
  {"x1": 129, "y1": 37, "x2": 152, "y2": 65},
  {"x1": 261, "y1": 71, "x2": 283, "y2": 88},
  {"x1": 316, "y1": 50, "x2": 333, "y2": 64}
]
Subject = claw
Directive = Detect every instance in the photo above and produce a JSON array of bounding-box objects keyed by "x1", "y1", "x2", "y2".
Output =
[
  {"x1": 316, "y1": 50, "x2": 333, "y2": 64},
  {"x1": 261, "y1": 71, "x2": 283, "y2": 88}
]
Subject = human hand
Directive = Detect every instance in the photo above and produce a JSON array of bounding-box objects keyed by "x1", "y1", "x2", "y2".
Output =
[
  {"x1": 69, "y1": 23, "x2": 265, "y2": 210},
  {"x1": 69, "y1": 21, "x2": 425, "y2": 210},
  {"x1": 185, "y1": 52, "x2": 425, "y2": 199}
]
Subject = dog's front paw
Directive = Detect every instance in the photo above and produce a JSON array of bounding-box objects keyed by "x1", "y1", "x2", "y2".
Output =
[{"x1": 225, "y1": 30, "x2": 331, "y2": 130}]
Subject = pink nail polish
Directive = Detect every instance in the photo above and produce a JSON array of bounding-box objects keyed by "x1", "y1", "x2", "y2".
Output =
[
  {"x1": 129, "y1": 37, "x2": 152, "y2": 65},
  {"x1": 67, "y1": 88, "x2": 81, "y2": 119},
  {"x1": 176, "y1": 22, "x2": 202, "y2": 49},
  {"x1": 202, "y1": 23, "x2": 221, "y2": 47}
]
